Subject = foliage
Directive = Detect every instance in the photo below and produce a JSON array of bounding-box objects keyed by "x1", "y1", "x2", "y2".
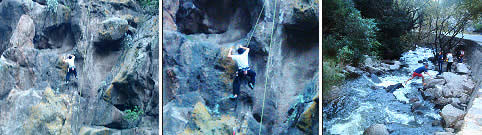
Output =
[
  {"x1": 123, "y1": 106, "x2": 144, "y2": 122},
  {"x1": 353, "y1": 0, "x2": 422, "y2": 59},
  {"x1": 475, "y1": 23, "x2": 482, "y2": 32},
  {"x1": 418, "y1": 0, "x2": 471, "y2": 54},
  {"x1": 322, "y1": 58, "x2": 345, "y2": 95},
  {"x1": 137, "y1": 0, "x2": 159, "y2": 14},
  {"x1": 322, "y1": 0, "x2": 380, "y2": 66},
  {"x1": 47, "y1": 0, "x2": 59, "y2": 14}
]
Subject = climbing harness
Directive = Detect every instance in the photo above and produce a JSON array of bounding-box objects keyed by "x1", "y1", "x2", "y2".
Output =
[{"x1": 259, "y1": 0, "x2": 278, "y2": 134}]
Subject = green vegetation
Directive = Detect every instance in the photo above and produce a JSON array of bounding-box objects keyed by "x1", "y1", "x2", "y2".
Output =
[
  {"x1": 322, "y1": 0, "x2": 477, "y2": 91},
  {"x1": 47, "y1": 0, "x2": 59, "y2": 14},
  {"x1": 322, "y1": 59, "x2": 345, "y2": 93},
  {"x1": 137, "y1": 0, "x2": 158, "y2": 14},
  {"x1": 474, "y1": 23, "x2": 482, "y2": 33},
  {"x1": 123, "y1": 106, "x2": 144, "y2": 122}
]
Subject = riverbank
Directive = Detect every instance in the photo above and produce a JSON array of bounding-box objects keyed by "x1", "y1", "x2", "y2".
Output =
[{"x1": 323, "y1": 42, "x2": 481, "y2": 134}]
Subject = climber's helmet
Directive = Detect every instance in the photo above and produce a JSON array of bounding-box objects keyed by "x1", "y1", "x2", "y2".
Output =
[{"x1": 237, "y1": 48, "x2": 245, "y2": 55}]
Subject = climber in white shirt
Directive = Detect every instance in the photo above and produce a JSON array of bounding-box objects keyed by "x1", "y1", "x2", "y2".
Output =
[
  {"x1": 63, "y1": 54, "x2": 77, "y2": 83},
  {"x1": 227, "y1": 45, "x2": 256, "y2": 98}
]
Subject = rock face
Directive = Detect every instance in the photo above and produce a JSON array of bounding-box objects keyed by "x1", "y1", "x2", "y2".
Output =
[
  {"x1": 9, "y1": 15, "x2": 35, "y2": 48},
  {"x1": 440, "y1": 104, "x2": 465, "y2": 128},
  {"x1": 163, "y1": 0, "x2": 319, "y2": 134},
  {"x1": 0, "y1": 0, "x2": 158, "y2": 134},
  {"x1": 363, "y1": 124, "x2": 389, "y2": 135}
]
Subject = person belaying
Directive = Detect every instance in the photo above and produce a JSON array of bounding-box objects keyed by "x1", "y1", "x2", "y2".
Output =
[
  {"x1": 437, "y1": 51, "x2": 444, "y2": 75},
  {"x1": 63, "y1": 54, "x2": 77, "y2": 83},
  {"x1": 405, "y1": 63, "x2": 432, "y2": 86},
  {"x1": 458, "y1": 50, "x2": 464, "y2": 63},
  {"x1": 446, "y1": 52, "x2": 453, "y2": 72},
  {"x1": 227, "y1": 45, "x2": 256, "y2": 98}
]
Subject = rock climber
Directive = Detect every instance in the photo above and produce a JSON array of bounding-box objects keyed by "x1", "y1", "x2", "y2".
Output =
[
  {"x1": 63, "y1": 54, "x2": 77, "y2": 83},
  {"x1": 437, "y1": 51, "x2": 444, "y2": 75},
  {"x1": 227, "y1": 45, "x2": 256, "y2": 98},
  {"x1": 446, "y1": 52, "x2": 453, "y2": 72},
  {"x1": 405, "y1": 63, "x2": 432, "y2": 86}
]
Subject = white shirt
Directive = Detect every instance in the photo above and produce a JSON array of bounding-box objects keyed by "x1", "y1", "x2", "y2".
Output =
[
  {"x1": 66, "y1": 56, "x2": 75, "y2": 68},
  {"x1": 447, "y1": 53, "x2": 453, "y2": 62},
  {"x1": 231, "y1": 52, "x2": 249, "y2": 69}
]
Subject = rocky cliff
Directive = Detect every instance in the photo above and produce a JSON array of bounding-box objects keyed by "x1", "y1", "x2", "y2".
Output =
[
  {"x1": 162, "y1": 0, "x2": 319, "y2": 134},
  {"x1": 0, "y1": 0, "x2": 158, "y2": 134}
]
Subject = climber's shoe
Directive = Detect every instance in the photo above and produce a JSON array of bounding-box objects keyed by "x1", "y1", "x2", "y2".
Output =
[
  {"x1": 248, "y1": 83, "x2": 254, "y2": 89},
  {"x1": 229, "y1": 94, "x2": 238, "y2": 99}
]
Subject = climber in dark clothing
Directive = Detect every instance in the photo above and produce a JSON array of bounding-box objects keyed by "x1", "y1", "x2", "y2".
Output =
[
  {"x1": 437, "y1": 52, "x2": 444, "y2": 75},
  {"x1": 405, "y1": 63, "x2": 432, "y2": 86},
  {"x1": 227, "y1": 45, "x2": 256, "y2": 98},
  {"x1": 63, "y1": 54, "x2": 77, "y2": 83}
]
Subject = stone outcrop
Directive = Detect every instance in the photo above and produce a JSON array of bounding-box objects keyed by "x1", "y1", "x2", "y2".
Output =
[
  {"x1": 0, "y1": 0, "x2": 158, "y2": 134},
  {"x1": 162, "y1": 0, "x2": 319, "y2": 134},
  {"x1": 440, "y1": 104, "x2": 465, "y2": 128}
]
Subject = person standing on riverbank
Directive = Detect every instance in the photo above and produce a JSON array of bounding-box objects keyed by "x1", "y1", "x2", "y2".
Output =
[
  {"x1": 458, "y1": 50, "x2": 464, "y2": 63},
  {"x1": 405, "y1": 63, "x2": 432, "y2": 85},
  {"x1": 446, "y1": 52, "x2": 453, "y2": 72},
  {"x1": 437, "y1": 52, "x2": 444, "y2": 75}
]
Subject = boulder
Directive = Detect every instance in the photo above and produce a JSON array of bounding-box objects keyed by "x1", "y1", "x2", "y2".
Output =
[
  {"x1": 454, "y1": 120, "x2": 464, "y2": 131},
  {"x1": 440, "y1": 104, "x2": 465, "y2": 128},
  {"x1": 370, "y1": 74, "x2": 382, "y2": 83},
  {"x1": 97, "y1": 17, "x2": 129, "y2": 41},
  {"x1": 423, "y1": 79, "x2": 445, "y2": 89},
  {"x1": 386, "y1": 83, "x2": 404, "y2": 93},
  {"x1": 9, "y1": 15, "x2": 35, "y2": 48},
  {"x1": 322, "y1": 86, "x2": 344, "y2": 104},
  {"x1": 444, "y1": 128, "x2": 454, "y2": 133},
  {"x1": 363, "y1": 124, "x2": 389, "y2": 135},
  {"x1": 455, "y1": 63, "x2": 469, "y2": 74},
  {"x1": 345, "y1": 65, "x2": 363, "y2": 77},
  {"x1": 434, "y1": 132, "x2": 455, "y2": 135}
]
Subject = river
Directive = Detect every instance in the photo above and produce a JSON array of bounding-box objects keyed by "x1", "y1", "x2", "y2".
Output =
[{"x1": 323, "y1": 47, "x2": 445, "y2": 135}]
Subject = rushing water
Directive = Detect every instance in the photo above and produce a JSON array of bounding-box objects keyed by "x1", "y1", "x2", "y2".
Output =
[{"x1": 323, "y1": 47, "x2": 444, "y2": 135}]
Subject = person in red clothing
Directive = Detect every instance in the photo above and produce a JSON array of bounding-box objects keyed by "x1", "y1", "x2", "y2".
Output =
[{"x1": 405, "y1": 63, "x2": 432, "y2": 85}]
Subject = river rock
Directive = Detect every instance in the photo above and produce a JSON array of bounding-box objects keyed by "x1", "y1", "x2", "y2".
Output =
[
  {"x1": 363, "y1": 124, "x2": 389, "y2": 135},
  {"x1": 386, "y1": 83, "x2": 403, "y2": 93},
  {"x1": 423, "y1": 79, "x2": 445, "y2": 89},
  {"x1": 455, "y1": 63, "x2": 469, "y2": 74},
  {"x1": 454, "y1": 120, "x2": 464, "y2": 131},
  {"x1": 444, "y1": 128, "x2": 454, "y2": 133},
  {"x1": 345, "y1": 65, "x2": 363, "y2": 78},
  {"x1": 432, "y1": 120, "x2": 441, "y2": 126},
  {"x1": 323, "y1": 86, "x2": 344, "y2": 104},
  {"x1": 440, "y1": 104, "x2": 465, "y2": 128},
  {"x1": 370, "y1": 74, "x2": 382, "y2": 83},
  {"x1": 434, "y1": 132, "x2": 455, "y2": 135}
]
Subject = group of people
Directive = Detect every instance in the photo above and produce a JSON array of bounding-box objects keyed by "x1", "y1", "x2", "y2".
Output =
[
  {"x1": 405, "y1": 50, "x2": 464, "y2": 86},
  {"x1": 437, "y1": 50, "x2": 464, "y2": 74}
]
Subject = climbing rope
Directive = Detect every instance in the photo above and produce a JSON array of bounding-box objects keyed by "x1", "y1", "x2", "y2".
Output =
[
  {"x1": 245, "y1": 2, "x2": 265, "y2": 47},
  {"x1": 258, "y1": 0, "x2": 277, "y2": 134}
]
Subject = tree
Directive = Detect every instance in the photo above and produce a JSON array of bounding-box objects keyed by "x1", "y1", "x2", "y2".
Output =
[
  {"x1": 353, "y1": 0, "x2": 427, "y2": 59},
  {"x1": 419, "y1": 0, "x2": 471, "y2": 54}
]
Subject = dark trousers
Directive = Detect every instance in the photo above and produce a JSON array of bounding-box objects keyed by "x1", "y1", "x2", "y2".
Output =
[
  {"x1": 233, "y1": 69, "x2": 256, "y2": 96},
  {"x1": 447, "y1": 62, "x2": 453, "y2": 72},
  {"x1": 66, "y1": 67, "x2": 77, "y2": 81},
  {"x1": 438, "y1": 62, "x2": 443, "y2": 74}
]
